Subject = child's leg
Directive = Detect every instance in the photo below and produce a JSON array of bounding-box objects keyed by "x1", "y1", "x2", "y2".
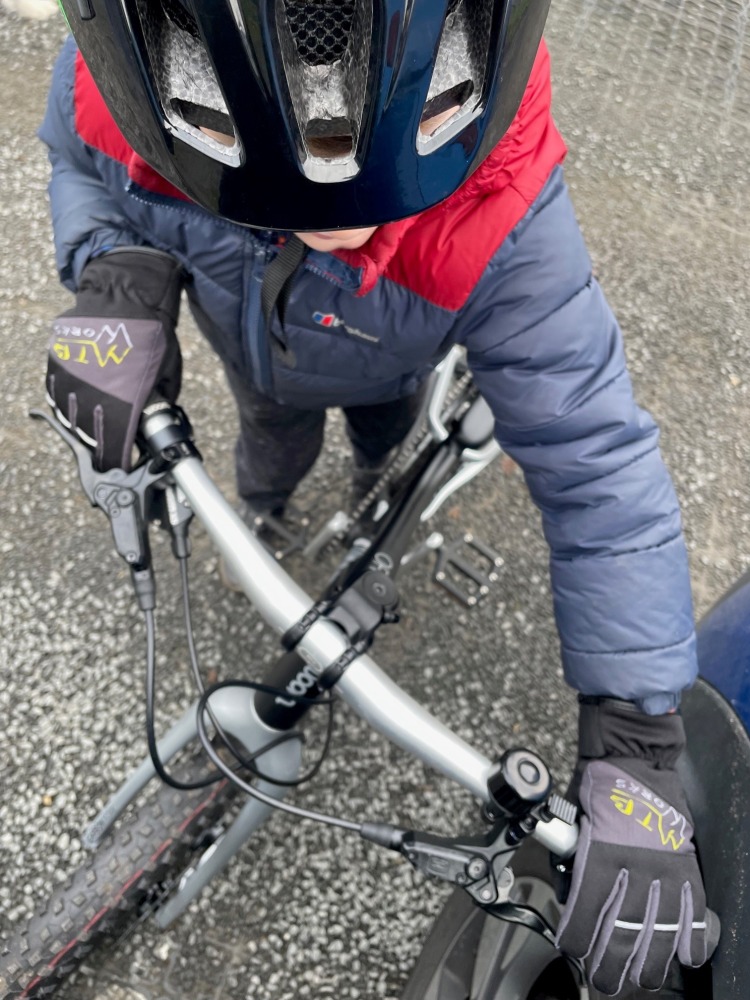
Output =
[
  {"x1": 224, "y1": 366, "x2": 325, "y2": 513},
  {"x1": 343, "y1": 387, "x2": 427, "y2": 470},
  {"x1": 343, "y1": 388, "x2": 428, "y2": 504}
]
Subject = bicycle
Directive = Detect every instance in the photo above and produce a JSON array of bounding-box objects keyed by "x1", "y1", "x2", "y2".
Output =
[{"x1": 0, "y1": 347, "x2": 731, "y2": 1000}]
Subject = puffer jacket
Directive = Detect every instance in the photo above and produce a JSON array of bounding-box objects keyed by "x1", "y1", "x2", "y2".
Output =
[{"x1": 39, "y1": 35, "x2": 698, "y2": 714}]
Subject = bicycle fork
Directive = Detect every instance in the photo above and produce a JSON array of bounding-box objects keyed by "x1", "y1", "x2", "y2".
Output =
[{"x1": 82, "y1": 686, "x2": 303, "y2": 928}]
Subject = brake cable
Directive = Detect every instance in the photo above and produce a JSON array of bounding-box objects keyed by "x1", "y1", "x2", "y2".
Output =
[
  {"x1": 141, "y1": 556, "x2": 336, "y2": 792},
  {"x1": 174, "y1": 550, "x2": 336, "y2": 788},
  {"x1": 31, "y1": 404, "x2": 577, "y2": 960}
]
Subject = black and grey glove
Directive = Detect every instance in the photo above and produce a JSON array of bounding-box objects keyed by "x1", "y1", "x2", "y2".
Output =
[
  {"x1": 47, "y1": 247, "x2": 183, "y2": 471},
  {"x1": 556, "y1": 698, "x2": 719, "y2": 996}
]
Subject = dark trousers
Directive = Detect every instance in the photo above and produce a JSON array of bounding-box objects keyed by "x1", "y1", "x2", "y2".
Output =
[{"x1": 223, "y1": 366, "x2": 426, "y2": 512}]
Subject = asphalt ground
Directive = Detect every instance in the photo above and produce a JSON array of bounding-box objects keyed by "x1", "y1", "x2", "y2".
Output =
[{"x1": 1, "y1": 2, "x2": 749, "y2": 998}]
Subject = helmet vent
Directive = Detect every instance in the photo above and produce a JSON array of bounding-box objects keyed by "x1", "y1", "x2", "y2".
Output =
[
  {"x1": 137, "y1": 0, "x2": 239, "y2": 160},
  {"x1": 160, "y1": 0, "x2": 201, "y2": 39},
  {"x1": 275, "y1": 0, "x2": 372, "y2": 178},
  {"x1": 421, "y1": 0, "x2": 495, "y2": 147},
  {"x1": 283, "y1": 0, "x2": 357, "y2": 66}
]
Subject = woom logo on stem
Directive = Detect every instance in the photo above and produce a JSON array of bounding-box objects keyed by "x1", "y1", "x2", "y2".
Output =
[{"x1": 275, "y1": 662, "x2": 320, "y2": 708}]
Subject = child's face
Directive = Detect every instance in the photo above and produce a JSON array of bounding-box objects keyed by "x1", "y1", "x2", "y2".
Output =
[{"x1": 294, "y1": 228, "x2": 378, "y2": 251}]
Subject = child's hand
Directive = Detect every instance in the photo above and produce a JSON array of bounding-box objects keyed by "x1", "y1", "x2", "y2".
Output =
[
  {"x1": 46, "y1": 248, "x2": 183, "y2": 471},
  {"x1": 556, "y1": 699, "x2": 719, "y2": 995}
]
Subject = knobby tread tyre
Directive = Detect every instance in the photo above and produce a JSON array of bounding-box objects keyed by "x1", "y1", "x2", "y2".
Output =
[{"x1": 0, "y1": 768, "x2": 235, "y2": 1000}]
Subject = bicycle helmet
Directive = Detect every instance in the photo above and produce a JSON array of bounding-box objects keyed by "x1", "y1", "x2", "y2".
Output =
[{"x1": 62, "y1": 0, "x2": 552, "y2": 229}]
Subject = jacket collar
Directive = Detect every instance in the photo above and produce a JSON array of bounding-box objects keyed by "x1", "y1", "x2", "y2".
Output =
[
  {"x1": 332, "y1": 39, "x2": 553, "y2": 296},
  {"x1": 332, "y1": 131, "x2": 529, "y2": 295}
]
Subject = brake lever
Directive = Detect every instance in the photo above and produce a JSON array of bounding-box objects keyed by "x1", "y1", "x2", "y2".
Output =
[
  {"x1": 362, "y1": 817, "x2": 586, "y2": 989},
  {"x1": 482, "y1": 899, "x2": 588, "y2": 990},
  {"x1": 483, "y1": 899, "x2": 558, "y2": 947},
  {"x1": 397, "y1": 825, "x2": 518, "y2": 906},
  {"x1": 361, "y1": 818, "x2": 518, "y2": 907},
  {"x1": 30, "y1": 407, "x2": 103, "y2": 505},
  {"x1": 30, "y1": 407, "x2": 165, "y2": 578}
]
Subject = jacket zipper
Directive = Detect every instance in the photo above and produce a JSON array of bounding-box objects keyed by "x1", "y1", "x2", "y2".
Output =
[{"x1": 127, "y1": 182, "x2": 363, "y2": 389}]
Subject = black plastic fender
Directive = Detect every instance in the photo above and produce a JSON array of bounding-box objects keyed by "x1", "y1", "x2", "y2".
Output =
[{"x1": 678, "y1": 677, "x2": 750, "y2": 1000}]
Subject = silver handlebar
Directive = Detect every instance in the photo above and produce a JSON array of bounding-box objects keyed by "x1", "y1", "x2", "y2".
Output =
[{"x1": 142, "y1": 409, "x2": 578, "y2": 859}]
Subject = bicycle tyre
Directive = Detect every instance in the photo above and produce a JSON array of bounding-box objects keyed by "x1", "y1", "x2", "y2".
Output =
[{"x1": 0, "y1": 761, "x2": 236, "y2": 1000}]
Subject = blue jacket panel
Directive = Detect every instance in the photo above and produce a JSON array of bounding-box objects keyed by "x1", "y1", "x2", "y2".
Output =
[
  {"x1": 463, "y1": 181, "x2": 695, "y2": 711},
  {"x1": 38, "y1": 36, "x2": 698, "y2": 713}
]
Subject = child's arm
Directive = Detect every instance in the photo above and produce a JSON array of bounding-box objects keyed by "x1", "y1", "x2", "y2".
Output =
[
  {"x1": 458, "y1": 164, "x2": 712, "y2": 993},
  {"x1": 38, "y1": 36, "x2": 145, "y2": 291},
  {"x1": 460, "y1": 168, "x2": 696, "y2": 715}
]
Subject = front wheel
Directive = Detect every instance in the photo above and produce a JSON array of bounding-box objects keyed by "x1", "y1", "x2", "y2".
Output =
[
  {"x1": 401, "y1": 838, "x2": 579, "y2": 1000},
  {"x1": 0, "y1": 757, "x2": 236, "y2": 1000}
]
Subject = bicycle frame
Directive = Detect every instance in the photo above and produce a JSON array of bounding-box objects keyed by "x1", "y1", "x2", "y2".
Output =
[{"x1": 67, "y1": 365, "x2": 577, "y2": 930}]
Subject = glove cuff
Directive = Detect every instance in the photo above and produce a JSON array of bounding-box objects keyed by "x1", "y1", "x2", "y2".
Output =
[
  {"x1": 577, "y1": 696, "x2": 685, "y2": 767},
  {"x1": 75, "y1": 247, "x2": 184, "y2": 327}
]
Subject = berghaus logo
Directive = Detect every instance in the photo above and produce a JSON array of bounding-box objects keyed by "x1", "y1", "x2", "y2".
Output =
[
  {"x1": 312, "y1": 311, "x2": 339, "y2": 327},
  {"x1": 311, "y1": 312, "x2": 379, "y2": 344}
]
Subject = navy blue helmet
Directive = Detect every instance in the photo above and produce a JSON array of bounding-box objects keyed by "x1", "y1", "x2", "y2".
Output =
[{"x1": 62, "y1": 0, "x2": 553, "y2": 229}]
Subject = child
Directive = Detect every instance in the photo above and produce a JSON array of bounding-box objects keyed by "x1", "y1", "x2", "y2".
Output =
[{"x1": 41, "y1": 1, "x2": 717, "y2": 992}]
